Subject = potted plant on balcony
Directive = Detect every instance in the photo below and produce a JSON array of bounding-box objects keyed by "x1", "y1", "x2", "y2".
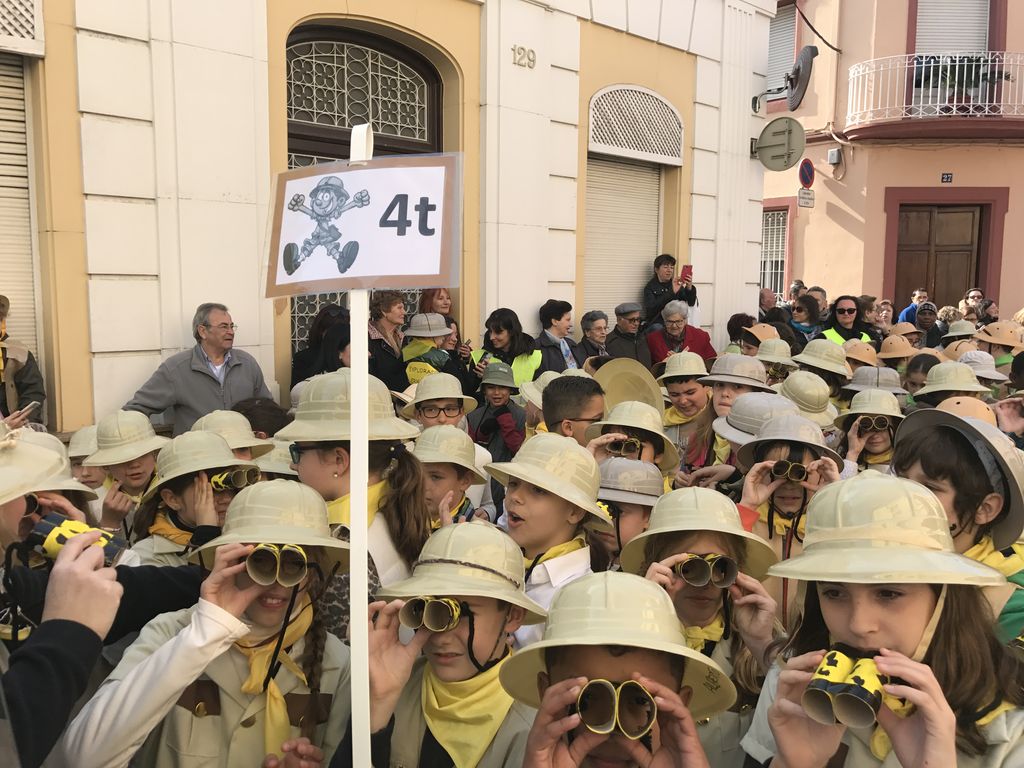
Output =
[{"x1": 930, "y1": 53, "x2": 1014, "y2": 116}]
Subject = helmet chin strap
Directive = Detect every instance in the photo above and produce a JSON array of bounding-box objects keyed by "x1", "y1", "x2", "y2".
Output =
[
  {"x1": 261, "y1": 584, "x2": 300, "y2": 693},
  {"x1": 911, "y1": 584, "x2": 947, "y2": 663},
  {"x1": 466, "y1": 604, "x2": 512, "y2": 674}
]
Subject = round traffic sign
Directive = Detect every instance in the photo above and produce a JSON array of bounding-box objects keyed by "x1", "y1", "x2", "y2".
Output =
[{"x1": 799, "y1": 158, "x2": 815, "y2": 189}]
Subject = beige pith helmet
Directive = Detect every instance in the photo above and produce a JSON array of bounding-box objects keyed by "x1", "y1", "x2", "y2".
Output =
[
  {"x1": 941, "y1": 319, "x2": 978, "y2": 342},
  {"x1": 0, "y1": 424, "x2": 74, "y2": 507},
  {"x1": 656, "y1": 351, "x2": 708, "y2": 382},
  {"x1": 773, "y1": 370, "x2": 839, "y2": 428},
  {"x1": 834, "y1": 390, "x2": 904, "y2": 431},
  {"x1": 959, "y1": 351, "x2": 1009, "y2": 382},
  {"x1": 519, "y1": 370, "x2": 560, "y2": 410},
  {"x1": 913, "y1": 361, "x2": 989, "y2": 397},
  {"x1": 914, "y1": 348, "x2": 948, "y2": 364},
  {"x1": 82, "y1": 410, "x2": 170, "y2": 467},
  {"x1": 619, "y1": 487, "x2": 778, "y2": 580},
  {"x1": 17, "y1": 430, "x2": 98, "y2": 500},
  {"x1": 499, "y1": 571, "x2": 737, "y2": 721},
  {"x1": 405, "y1": 312, "x2": 452, "y2": 339},
  {"x1": 743, "y1": 323, "x2": 780, "y2": 343},
  {"x1": 190, "y1": 410, "x2": 273, "y2": 459},
  {"x1": 254, "y1": 439, "x2": 299, "y2": 477},
  {"x1": 142, "y1": 431, "x2": 259, "y2": 503},
  {"x1": 377, "y1": 520, "x2": 547, "y2": 623},
  {"x1": 841, "y1": 365, "x2": 907, "y2": 395},
  {"x1": 889, "y1": 321, "x2": 920, "y2": 338},
  {"x1": 584, "y1": 401, "x2": 681, "y2": 474},
  {"x1": 399, "y1": 372, "x2": 477, "y2": 419},
  {"x1": 598, "y1": 457, "x2": 664, "y2": 507},
  {"x1": 756, "y1": 338, "x2": 797, "y2": 368},
  {"x1": 698, "y1": 354, "x2": 774, "y2": 392},
  {"x1": 876, "y1": 334, "x2": 916, "y2": 360},
  {"x1": 412, "y1": 425, "x2": 487, "y2": 484},
  {"x1": 973, "y1": 321, "x2": 1023, "y2": 349},
  {"x1": 792, "y1": 340, "x2": 851, "y2": 379},
  {"x1": 897, "y1": 409, "x2": 1024, "y2": 548},
  {"x1": 190, "y1": 479, "x2": 348, "y2": 571},
  {"x1": 736, "y1": 413, "x2": 843, "y2": 473},
  {"x1": 485, "y1": 432, "x2": 611, "y2": 526},
  {"x1": 712, "y1": 392, "x2": 799, "y2": 446},
  {"x1": 767, "y1": 471, "x2": 1006, "y2": 585},
  {"x1": 67, "y1": 425, "x2": 98, "y2": 460},
  {"x1": 275, "y1": 370, "x2": 420, "y2": 443},
  {"x1": 943, "y1": 339, "x2": 979, "y2": 361},
  {"x1": 843, "y1": 339, "x2": 879, "y2": 368},
  {"x1": 595, "y1": 357, "x2": 663, "y2": 412},
  {"x1": 936, "y1": 396, "x2": 997, "y2": 427}
]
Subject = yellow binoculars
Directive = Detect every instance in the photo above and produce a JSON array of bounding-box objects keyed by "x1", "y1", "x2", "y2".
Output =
[
  {"x1": 24, "y1": 513, "x2": 126, "y2": 567},
  {"x1": 672, "y1": 553, "x2": 738, "y2": 589},
  {"x1": 210, "y1": 468, "x2": 261, "y2": 492},
  {"x1": 399, "y1": 596, "x2": 464, "y2": 633},
  {"x1": 574, "y1": 679, "x2": 658, "y2": 740},
  {"x1": 245, "y1": 543, "x2": 308, "y2": 587},
  {"x1": 803, "y1": 647, "x2": 899, "y2": 728}
]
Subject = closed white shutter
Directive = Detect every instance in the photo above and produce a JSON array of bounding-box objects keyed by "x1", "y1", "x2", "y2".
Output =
[
  {"x1": 583, "y1": 157, "x2": 660, "y2": 321},
  {"x1": 0, "y1": 53, "x2": 35, "y2": 353},
  {"x1": 916, "y1": 0, "x2": 989, "y2": 53},
  {"x1": 767, "y1": 5, "x2": 797, "y2": 98}
]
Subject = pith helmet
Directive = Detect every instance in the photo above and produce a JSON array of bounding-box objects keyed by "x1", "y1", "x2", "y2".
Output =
[
  {"x1": 943, "y1": 339, "x2": 979, "y2": 361},
  {"x1": 191, "y1": 479, "x2": 348, "y2": 571},
  {"x1": 936, "y1": 396, "x2": 996, "y2": 427},
  {"x1": 190, "y1": 410, "x2": 273, "y2": 459},
  {"x1": 485, "y1": 433, "x2": 611, "y2": 525},
  {"x1": 585, "y1": 401, "x2": 681, "y2": 474},
  {"x1": 406, "y1": 313, "x2": 452, "y2": 339},
  {"x1": 736, "y1": 413, "x2": 843, "y2": 473},
  {"x1": 142, "y1": 431, "x2": 258, "y2": 502},
  {"x1": 743, "y1": 323, "x2": 780, "y2": 343},
  {"x1": 400, "y1": 372, "x2": 477, "y2": 419},
  {"x1": 890, "y1": 322, "x2": 921, "y2": 338},
  {"x1": 876, "y1": 335, "x2": 916, "y2": 360},
  {"x1": 479, "y1": 361, "x2": 518, "y2": 391},
  {"x1": 67, "y1": 425, "x2": 98, "y2": 460},
  {"x1": 698, "y1": 354, "x2": 774, "y2": 392},
  {"x1": 656, "y1": 351, "x2": 708, "y2": 382},
  {"x1": 255, "y1": 439, "x2": 299, "y2": 477},
  {"x1": 773, "y1": 371, "x2": 839, "y2": 428},
  {"x1": 756, "y1": 339, "x2": 797, "y2": 368},
  {"x1": 0, "y1": 424, "x2": 79, "y2": 507},
  {"x1": 834, "y1": 390, "x2": 904, "y2": 431},
  {"x1": 913, "y1": 361, "x2": 989, "y2": 397},
  {"x1": 843, "y1": 340, "x2": 879, "y2": 368},
  {"x1": 941, "y1": 319, "x2": 977, "y2": 342},
  {"x1": 842, "y1": 365, "x2": 907, "y2": 395},
  {"x1": 974, "y1": 321, "x2": 1023, "y2": 349},
  {"x1": 377, "y1": 520, "x2": 546, "y2": 623},
  {"x1": 792, "y1": 340, "x2": 851, "y2": 379},
  {"x1": 275, "y1": 370, "x2": 420, "y2": 443},
  {"x1": 412, "y1": 425, "x2": 486, "y2": 484},
  {"x1": 619, "y1": 487, "x2": 778, "y2": 580},
  {"x1": 959, "y1": 351, "x2": 1009, "y2": 382},
  {"x1": 598, "y1": 457, "x2": 664, "y2": 507},
  {"x1": 499, "y1": 571, "x2": 737, "y2": 720},
  {"x1": 16, "y1": 430, "x2": 98, "y2": 500},
  {"x1": 595, "y1": 357, "x2": 663, "y2": 411},
  {"x1": 83, "y1": 410, "x2": 170, "y2": 467},
  {"x1": 519, "y1": 370, "x2": 560, "y2": 410},
  {"x1": 768, "y1": 471, "x2": 1006, "y2": 585},
  {"x1": 712, "y1": 392, "x2": 799, "y2": 446},
  {"x1": 897, "y1": 409, "x2": 1024, "y2": 549},
  {"x1": 914, "y1": 348, "x2": 948, "y2": 363}
]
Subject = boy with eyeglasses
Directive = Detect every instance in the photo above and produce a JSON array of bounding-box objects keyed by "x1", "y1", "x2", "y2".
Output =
[{"x1": 541, "y1": 376, "x2": 606, "y2": 447}]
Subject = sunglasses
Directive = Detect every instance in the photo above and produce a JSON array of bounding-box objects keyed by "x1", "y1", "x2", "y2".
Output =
[
  {"x1": 771, "y1": 460, "x2": 808, "y2": 482},
  {"x1": 792, "y1": 307, "x2": 808, "y2": 315},
  {"x1": 399, "y1": 596, "x2": 466, "y2": 633},
  {"x1": 606, "y1": 437, "x2": 644, "y2": 458},
  {"x1": 766, "y1": 363, "x2": 792, "y2": 381},
  {"x1": 856, "y1": 415, "x2": 891, "y2": 435},
  {"x1": 288, "y1": 443, "x2": 320, "y2": 465},
  {"x1": 835, "y1": 308, "x2": 857, "y2": 315},
  {"x1": 246, "y1": 543, "x2": 308, "y2": 587},
  {"x1": 209, "y1": 468, "x2": 261, "y2": 492},
  {"x1": 672, "y1": 553, "x2": 739, "y2": 589},
  {"x1": 574, "y1": 679, "x2": 658, "y2": 740}
]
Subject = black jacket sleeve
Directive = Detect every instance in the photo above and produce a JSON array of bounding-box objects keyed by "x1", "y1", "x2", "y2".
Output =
[
  {"x1": 106, "y1": 564, "x2": 203, "y2": 642},
  {"x1": 13, "y1": 353, "x2": 46, "y2": 423}
]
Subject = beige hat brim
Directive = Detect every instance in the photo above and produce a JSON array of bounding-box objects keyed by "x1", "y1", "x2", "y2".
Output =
[
  {"x1": 225, "y1": 438, "x2": 274, "y2": 459},
  {"x1": 598, "y1": 487, "x2": 661, "y2": 507},
  {"x1": 737, "y1": 438, "x2": 843, "y2": 476},
  {"x1": 833, "y1": 410, "x2": 904, "y2": 431},
  {"x1": 34, "y1": 475, "x2": 99, "y2": 501},
  {"x1": 711, "y1": 416, "x2": 757, "y2": 447},
  {"x1": 141, "y1": 459, "x2": 261, "y2": 503},
  {"x1": 619, "y1": 524, "x2": 778, "y2": 581},
  {"x1": 189, "y1": 527, "x2": 350, "y2": 571},
  {"x1": 413, "y1": 449, "x2": 487, "y2": 485},
  {"x1": 485, "y1": 460, "x2": 612, "y2": 529},
  {"x1": 971, "y1": 368, "x2": 1009, "y2": 382},
  {"x1": 697, "y1": 373, "x2": 776, "y2": 392},
  {"x1": 914, "y1": 380, "x2": 990, "y2": 397},
  {"x1": 802, "y1": 403, "x2": 840, "y2": 429},
  {"x1": 82, "y1": 435, "x2": 170, "y2": 467},
  {"x1": 842, "y1": 381, "x2": 907, "y2": 395},
  {"x1": 254, "y1": 458, "x2": 299, "y2": 477},
  {"x1": 400, "y1": 395, "x2": 477, "y2": 420},
  {"x1": 583, "y1": 421, "x2": 681, "y2": 475},
  {"x1": 756, "y1": 353, "x2": 797, "y2": 366},
  {"x1": 790, "y1": 354, "x2": 850, "y2": 378},
  {"x1": 275, "y1": 417, "x2": 420, "y2": 443}
]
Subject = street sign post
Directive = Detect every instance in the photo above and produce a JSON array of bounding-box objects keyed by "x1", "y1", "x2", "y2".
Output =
[
  {"x1": 799, "y1": 157, "x2": 815, "y2": 189},
  {"x1": 798, "y1": 188, "x2": 815, "y2": 208}
]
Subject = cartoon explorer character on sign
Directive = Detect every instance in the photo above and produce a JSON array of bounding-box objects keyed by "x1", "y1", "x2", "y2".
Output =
[{"x1": 283, "y1": 175, "x2": 370, "y2": 275}]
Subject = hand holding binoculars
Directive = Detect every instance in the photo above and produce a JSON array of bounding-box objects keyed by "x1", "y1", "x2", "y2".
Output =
[
  {"x1": 803, "y1": 646, "x2": 904, "y2": 728},
  {"x1": 23, "y1": 513, "x2": 127, "y2": 567},
  {"x1": 572, "y1": 678, "x2": 658, "y2": 740},
  {"x1": 672, "y1": 554, "x2": 738, "y2": 589}
]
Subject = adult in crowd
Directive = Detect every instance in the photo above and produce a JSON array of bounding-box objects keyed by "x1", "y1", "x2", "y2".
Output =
[
  {"x1": 806, "y1": 285, "x2": 828, "y2": 315},
  {"x1": 815, "y1": 295, "x2": 872, "y2": 346},
  {"x1": 605, "y1": 302, "x2": 652, "y2": 368},
  {"x1": 367, "y1": 290, "x2": 409, "y2": 392},
  {"x1": 417, "y1": 287, "x2": 453, "y2": 316},
  {"x1": 856, "y1": 294, "x2": 885, "y2": 345},
  {"x1": 470, "y1": 308, "x2": 542, "y2": 387},
  {"x1": 960, "y1": 286, "x2": 985, "y2": 316},
  {"x1": 757, "y1": 287, "x2": 777, "y2": 321},
  {"x1": 876, "y1": 298, "x2": 894, "y2": 332},
  {"x1": 642, "y1": 253, "x2": 697, "y2": 326},
  {"x1": 534, "y1": 299, "x2": 585, "y2": 374},
  {"x1": 401, "y1": 312, "x2": 471, "y2": 388},
  {"x1": 897, "y1": 286, "x2": 928, "y2": 324},
  {"x1": 124, "y1": 303, "x2": 271, "y2": 436},
  {"x1": 978, "y1": 297, "x2": 1001, "y2": 327},
  {"x1": 787, "y1": 293, "x2": 821, "y2": 349},
  {"x1": 915, "y1": 300, "x2": 944, "y2": 347},
  {"x1": 578, "y1": 310, "x2": 610, "y2": 358},
  {"x1": 647, "y1": 300, "x2": 716, "y2": 365},
  {"x1": 0, "y1": 295, "x2": 45, "y2": 428},
  {"x1": 290, "y1": 304, "x2": 346, "y2": 384},
  {"x1": 781, "y1": 279, "x2": 806, "y2": 309}
]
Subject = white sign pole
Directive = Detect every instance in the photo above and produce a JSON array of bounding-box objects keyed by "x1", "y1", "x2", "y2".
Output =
[{"x1": 347, "y1": 123, "x2": 373, "y2": 767}]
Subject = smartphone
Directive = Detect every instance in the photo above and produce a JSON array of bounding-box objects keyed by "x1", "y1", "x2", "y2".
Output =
[
  {"x1": 480, "y1": 352, "x2": 493, "y2": 365},
  {"x1": 20, "y1": 401, "x2": 40, "y2": 416},
  {"x1": 680, "y1": 265, "x2": 694, "y2": 283}
]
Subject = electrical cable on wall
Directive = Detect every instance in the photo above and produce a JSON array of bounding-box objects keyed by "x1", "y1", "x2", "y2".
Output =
[{"x1": 796, "y1": 5, "x2": 841, "y2": 54}]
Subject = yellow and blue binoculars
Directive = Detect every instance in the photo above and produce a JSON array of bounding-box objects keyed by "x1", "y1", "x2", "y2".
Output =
[
  {"x1": 210, "y1": 468, "x2": 261, "y2": 492},
  {"x1": 25, "y1": 513, "x2": 126, "y2": 567},
  {"x1": 803, "y1": 647, "x2": 899, "y2": 728}
]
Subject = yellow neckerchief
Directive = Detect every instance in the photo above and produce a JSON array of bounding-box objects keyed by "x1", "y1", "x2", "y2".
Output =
[
  {"x1": 103, "y1": 474, "x2": 144, "y2": 504},
  {"x1": 870, "y1": 698, "x2": 1014, "y2": 760},
  {"x1": 683, "y1": 612, "x2": 725, "y2": 654},
  {"x1": 148, "y1": 510, "x2": 193, "y2": 546},
  {"x1": 327, "y1": 480, "x2": 386, "y2": 527},
  {"x1": 235, "y1": 595, "x2": 313, "y2": 759},
  {"x1": 664, "y1": 406, "x2": 696, "y2": 426},
  {"x1": 402, "y1": 337, "x2": 439, "y2": 362},
  {"x1": 712, "y1": 434, "x2": 731, "y2": 465},
  {"x1": 864, "y1": 448, "x2": 894, "y2": 466},
  {"x1": 422, "y1": 652, "x2": 516, "y2": 768},
  {"x1": 524, "y1": 534, "x2": 586, "y2": 569},
  {"x1": 964, "y1": 536, "x2": 1024, "y2": 577},
  {"x1": 430, "y1": 497, "x2": 472, "y2": 530},
  {"x1": 758, "y1": 501, "x2": 807, "y2": 539}
]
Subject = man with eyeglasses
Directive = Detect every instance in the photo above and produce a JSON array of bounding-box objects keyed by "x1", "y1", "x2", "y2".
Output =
[
  {"x1": 605, "y1": 302, "x2": 653, "y2": 369},
  {"x1": 125, "y1": 303, "x2": 272, "y2": 435}
]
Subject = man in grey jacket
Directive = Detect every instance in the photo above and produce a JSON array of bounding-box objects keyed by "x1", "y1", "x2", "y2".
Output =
[{"x1": 124, "y1": 303, "x2": 272, "y2": 435}]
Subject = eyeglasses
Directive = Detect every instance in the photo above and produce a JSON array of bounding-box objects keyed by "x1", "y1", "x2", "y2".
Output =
[
  {"x1": 622, "y1": 316, "x2": 642, "y2": 325},
  {"x1": 246, "y1": 543, "x2": 308, "y2": 587},
  {"x1": 416, "y1": 404, "x2": 463, "y2": 419},
  {"x1": 398, "y1": 596, "x2": 466, "y2": 633},
  {"x1": 574, "y1": 679, "x2": 658, "y2": 740},
  {"x1": 606, "y1": 437, "x2": 644, "y2": 458},
  {"x1": 766, "y1": 363, "x2": 792, "y2": 381},
  {"x1": 672, "y1": 553, "x2": 739, "y2": 588},
  {"x1": 968, "y1": 293, "x2": 984, "y2": 301},
  {"x1": 856, "y1": 415, "x2": 891, "y2": 434},
  {"x1": 205, "y1": 323, "x2": 238, "y2": 331},
  {"x1": 835, "y1": 308, "x2": 857, "y2": 315},
  {"x1": 566, "y1": 416, "x2": 603, "y2": 424},
  {"x1": 665, "y1": 320, "x2": 686, "y2": 327},
  {"x1": 288, "y1": 443, "x2": 321, "y2": 464},
  {"x1": 771, "y1": 460, "x2": 808, "y2": 482},
  {"x1": 209, "y1": 467, "x2": 261, "y2": 492}
]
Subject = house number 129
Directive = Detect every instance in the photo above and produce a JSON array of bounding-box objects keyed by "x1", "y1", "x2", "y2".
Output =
[{"x1": 511, "y1": 45, "x2": 536, "y2": 68}]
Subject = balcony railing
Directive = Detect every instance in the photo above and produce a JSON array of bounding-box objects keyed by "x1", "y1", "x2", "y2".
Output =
[{"x1": 847, "y1": 51, "x2": 1024, "y2": 128}]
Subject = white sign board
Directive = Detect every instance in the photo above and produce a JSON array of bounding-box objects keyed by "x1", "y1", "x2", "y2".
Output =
[
  {"x1": 266, "y1": 154, "x2": 459, "y2": 297},
  {"x1": 798, "y1": 188, "x2": 815, "y2": 208}
]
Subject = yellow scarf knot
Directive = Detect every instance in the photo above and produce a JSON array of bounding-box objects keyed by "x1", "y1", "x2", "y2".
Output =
[
  {"x1": 524, "y1": 534, "x2": 586, "y2": 569},
  {"x1": 758, "y1": 502, "x2": 806, "y2": 539},
  {"x1": 683, "y1": 612, "x2": 725, "y2": 654},
  {"x1": 864, "y1": 448, "x2": 893, "y2": 466},
  {"x1": 147, "y1": 510, "x2": 194, "y2": 547}
]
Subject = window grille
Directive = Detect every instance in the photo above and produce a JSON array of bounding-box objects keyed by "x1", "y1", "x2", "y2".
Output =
[
  {"x1": 589, "y1": 86, "x2": 683, "y2": 166},
  {"x1": 760, "y1": 209, "x2": 788, "y2": 299}
]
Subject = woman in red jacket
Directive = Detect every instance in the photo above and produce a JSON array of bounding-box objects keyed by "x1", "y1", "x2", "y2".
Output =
[{"x1": 647, "y1": 299, "x2": 717, "y2": 365}]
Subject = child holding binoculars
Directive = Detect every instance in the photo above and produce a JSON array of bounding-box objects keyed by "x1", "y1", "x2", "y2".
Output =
[
  {"x1": 357, "y1": 521, "x2": 545, "y2": 768},
  {"x1": 834, "y1": 390, "x2": 904, "y2": 474},
  {"x1": 63, "y1": 480, "x2": 352, "y2": 768},
  {"x1": 620, "y1": 487, "x2": 779, "y2": 768},
  {"x1": 742, "y1": 471, "x2": 1024, "y2": 768},
  {"x1": 501, "y1": 571, "x2": 736, "y2": 768},
  {"x1": 131, "y1": 432, "x2": 261, "y2": 567}
]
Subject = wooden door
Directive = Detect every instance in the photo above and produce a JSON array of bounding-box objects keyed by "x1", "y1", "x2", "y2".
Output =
[{"x1": 896, "y1": 205, "x2": 979, "y2": 308}]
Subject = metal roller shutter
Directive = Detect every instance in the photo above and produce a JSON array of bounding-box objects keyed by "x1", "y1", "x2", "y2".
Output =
[
  {"x1": 0, "y1": 52, "x2": 35, "y2": 353},
  {"x1": 916, "y1": 0, "x2": 989, "y2": 54},
  {"x1": 583, "y1": 156, "x2": 661, "y2": 321},
  {"x1": 766, "y1": 5, "x2": 796, "y2": 96}
]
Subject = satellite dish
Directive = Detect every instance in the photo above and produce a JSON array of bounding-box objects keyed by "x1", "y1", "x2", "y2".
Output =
[
  {"x1": 751, "y1": 117, "x2": 806, "y2": 172},
  {"x1": 786, "y1": 45, "x2": 819, "y2": 111}
]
